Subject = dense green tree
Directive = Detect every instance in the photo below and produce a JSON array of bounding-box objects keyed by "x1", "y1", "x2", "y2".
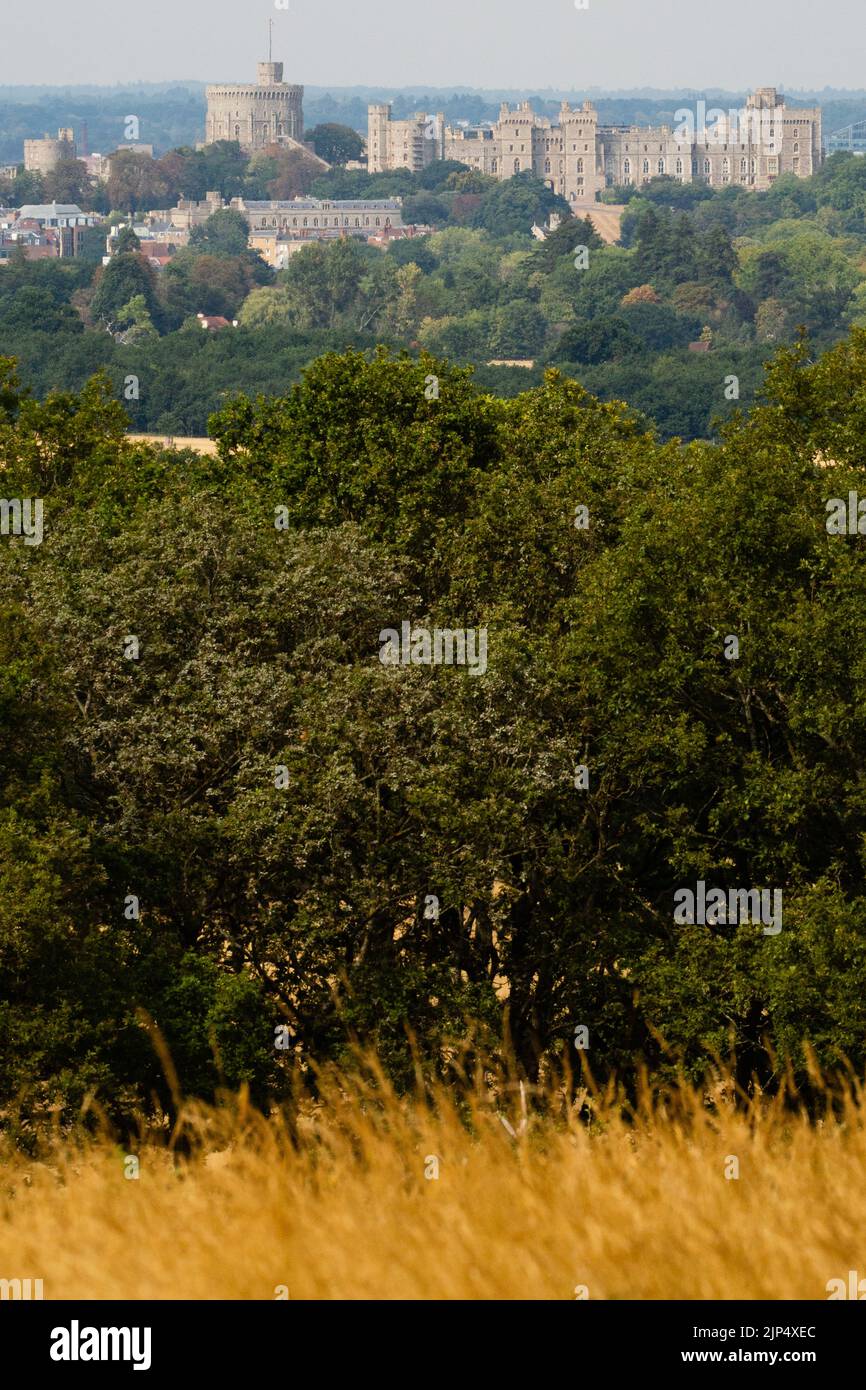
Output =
[
  {"x1": 189, "y1": 208, "x2": 252, "y2": 258},
  {"x1": 304, "y1": 123, "x2": 364, "y2": 165},
  {"x1": 90, "y1": 253, "x2": 162, "y2": 333}
]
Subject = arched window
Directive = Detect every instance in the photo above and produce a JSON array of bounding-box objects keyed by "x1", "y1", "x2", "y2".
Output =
[
  {"x1": 741, "y1": 157, "x2": 747, "y2": 175},
  {"x1": 234, "y1": 125, "x2": 240, "y2": 139},
  {"x1": 514, "y1": 158, "x2": 521, "y2": 172},
  {"x1": 722, "y1": 157, "x2": 730, "y2": 182},
  {"x1": 643, "y1": 159, "x2": 649, "y2": 174},
  {"x1": 793, "y1": 142, "x2": 800, "y2": 154},
  {"x1": 657, "y1": 158, "x2": 665, "y2": 174},
  {"x1": 623, "y1": 158, "x2": 631, "y2": 174},
  {"x1": 704, "y1": 158, "x2": 711, "y2": 175},
  {"x1": 676, "y1": 157, "x2": 683, "y2": 175},
  {"x1": 577, "y1": 158, "x2": 583, "y2": 173},
  {"x1": 544, "y1": 158, "x2": 551, "y2": 173}
]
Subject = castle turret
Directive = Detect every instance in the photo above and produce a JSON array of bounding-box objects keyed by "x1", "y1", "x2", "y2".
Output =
[
  {"x1": 257, "y1": 62, "x2": 284, "y2": 86},
  {"x1": 206, "y1": 59, "x2": 304, "y2": 151}
]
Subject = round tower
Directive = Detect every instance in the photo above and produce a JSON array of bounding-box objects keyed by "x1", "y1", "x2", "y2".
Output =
[{"x1": 206, "y1": 60, "x2": 304, "y2": 151}]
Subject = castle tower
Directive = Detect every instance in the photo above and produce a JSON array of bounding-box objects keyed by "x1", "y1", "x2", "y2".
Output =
[
  {"x1": 206, "y1": 59, "x2": 304, "y2": 151},
  {"x1": 368, "y1": 103, "x2": 392, "y2": 173}
]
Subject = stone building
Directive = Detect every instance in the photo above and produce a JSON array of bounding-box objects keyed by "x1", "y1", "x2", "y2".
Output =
[
  {"x1": 370, "y1": 88, "x2": 822, "y2": 202},
  {"x1": 367, "y1": 105, "x2": 446, "y2": 173},
  {"x1": 206, "y1": 60, "x2": 305, "y2": 152},
  {"x1": 24, "y1": 129, "x2": 76, "y2": 175},
  {"x1": 236, "y1": 196, "x2": 404, "y2": 236}
]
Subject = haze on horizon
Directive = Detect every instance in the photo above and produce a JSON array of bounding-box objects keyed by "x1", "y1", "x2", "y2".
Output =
[{"x1": 1, "y1": 0, "x2": 862, "y2": 93}]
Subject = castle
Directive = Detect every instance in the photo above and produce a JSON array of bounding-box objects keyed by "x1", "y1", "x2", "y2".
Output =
[
  {"x1": 206, "y1": 61, "x2": 305, "y2": 152},
  {"x1": 369, "y1": 88, "x2": 823, "y2": 200}
]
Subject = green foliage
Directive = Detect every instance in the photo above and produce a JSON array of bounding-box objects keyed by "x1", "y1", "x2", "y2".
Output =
[
  {"x1": 304, "y1": 123, "x2": 365, "y2": 165},
  {"x1": 90, "y1": 253, "x2": 162, "y2": 333},
  {"x1": 7, "y1": 336, "x2": 866, "y2": 1122},
  {"x1": 189, "y1": 208, "x2": 253, "y2": 258}
]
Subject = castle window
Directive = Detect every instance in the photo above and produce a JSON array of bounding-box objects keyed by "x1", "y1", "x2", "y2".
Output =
[
  {"x1": 577, "y1": 157, "x2": 584, "y2": 173},
  {"x1": 704, "y1": 158, "x2": 711, "y2": 174},
  {"x1": 643, "y1": 159, "x2": 649, "y2": 174},
  {"x1": 657, "y1": 158, "x2": 665, "y2": 174},
  {"x1": 741, "y1": 157, "x2": 747, "y2": 174},
  {"x1": 676, "y1": 158, "x2": 683, "y2": 175},
  {"x1": 623, "y1": 158, "x2": 630, "y2": 174},
  {"x1": 793, "y1": 142, "x2": 800, "y2": 153},
  {"x1": 544, "y1": 158, "x2": 551, "y2": 173},
  {"x1": 514, "y1": 158, "x2": 521, "y2": 172}
]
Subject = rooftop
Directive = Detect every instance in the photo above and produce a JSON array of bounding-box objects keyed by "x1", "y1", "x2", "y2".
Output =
[{"x1": 18, "y1": 204, "x2": 87, "y2": 219}]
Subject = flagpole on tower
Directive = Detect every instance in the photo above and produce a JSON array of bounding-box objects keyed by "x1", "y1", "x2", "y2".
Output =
[{"x1": 269, "y1": 18, "x2": 273, "y2": 62}]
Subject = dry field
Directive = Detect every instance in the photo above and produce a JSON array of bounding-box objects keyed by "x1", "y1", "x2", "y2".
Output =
[{"x1": 1, "y1": 1059, "x2": 863, "y2": 1301}]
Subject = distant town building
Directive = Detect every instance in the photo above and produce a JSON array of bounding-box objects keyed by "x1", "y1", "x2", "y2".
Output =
[
  {"x1": 17, "y1": 204, "x2": 97, "y2": 229},
  {"x1": 367, "y1": 105, "x2": 446, "y2": 173},
  {"x1": 369, "y1": 87, "x2": 823, "y2": 201},
  {"x1": 110, "y1": 144, "x2": 156, "y2": 160},
  {"x1": 24, "y1": 129, "x2": 76, "y2": 175},
  {"x1": 237, "y1": 197, "x2": 405, "y2": 235},
  {"x1": 196, "y1": 313, "x2": 236, "y2": 331},
  {"x1": 5, "y1": 204, "x2": 101, "y2": 258}
]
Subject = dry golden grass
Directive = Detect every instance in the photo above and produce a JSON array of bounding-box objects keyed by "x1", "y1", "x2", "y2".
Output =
[{"x1": 1, "y1": 1058, "x2": 863, "y2": 1301}]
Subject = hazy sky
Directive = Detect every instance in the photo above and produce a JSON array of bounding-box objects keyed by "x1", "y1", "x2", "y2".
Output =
[{"x1": 1, "y1": 0, "x2": 862, "y2": 91}]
